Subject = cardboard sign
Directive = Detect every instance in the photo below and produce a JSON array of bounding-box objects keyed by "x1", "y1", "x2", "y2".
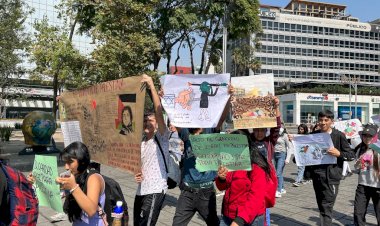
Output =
[
  {"x1": 59, "y1": 76, "x2": 146, "y2": 174},
  {"x1": 32, "y1": 155, "x2": 63, "y2": 213},
  {"x1": 231, "y1": 74, "x2": 276, "y2": 129},
  {"x1": 189, "y1": 134, "x2": 251, "y2": 172},
  {"x1": 160, "y1": 74, "x2": 230, "y2": 128}
]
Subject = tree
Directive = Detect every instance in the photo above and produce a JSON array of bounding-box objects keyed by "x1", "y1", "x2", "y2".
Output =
[
  {"x1": 60, "y1": 0, "x2": 160, "y2": 81},
  {"x1": 30, "y1": 18, "x2": 88, "y2": 118},
  {"x1": 0, "y1": 0, "x2": 31, "y2": 118}
]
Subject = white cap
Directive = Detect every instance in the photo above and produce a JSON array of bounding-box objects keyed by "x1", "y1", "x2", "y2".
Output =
[{"x1": 116, "y1": 201, "x2": 123, "y2": 207}]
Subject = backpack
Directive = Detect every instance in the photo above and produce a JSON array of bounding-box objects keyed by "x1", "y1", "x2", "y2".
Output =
[
  {"x1": 0, "y1": 161, "x2": 38, "y2": 226},
  {"x1": 155, "y1": 135, "x2": 181, "y2": 189},
  {"x1": 84, "y1": 171, "x2": 129, "y2": 225}
]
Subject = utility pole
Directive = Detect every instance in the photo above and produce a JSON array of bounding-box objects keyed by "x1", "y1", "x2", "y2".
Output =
[{"x1": 222, "y1": 4, "x2": 227, "y2": 74}]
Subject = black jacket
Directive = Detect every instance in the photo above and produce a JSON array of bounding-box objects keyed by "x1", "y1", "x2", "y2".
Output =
[{"x1": 305, "y1": 128, "x2": 355, "y2": 184}]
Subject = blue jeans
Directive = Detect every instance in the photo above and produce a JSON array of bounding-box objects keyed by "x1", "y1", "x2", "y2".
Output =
[
  {"x1": 274, "y1": 152, "x2": 286, "y2": 192},
  {"x1": 220, "y1": 215, "x2": 264, "y2": 226},
  {"x1": 296, "y1": 166, "x2": 305, "y2": 183}
]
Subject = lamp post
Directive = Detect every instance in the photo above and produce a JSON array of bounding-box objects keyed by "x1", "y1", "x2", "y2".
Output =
[{"x1": 340, "y1": 75, "x2": 359, "y2": 119}]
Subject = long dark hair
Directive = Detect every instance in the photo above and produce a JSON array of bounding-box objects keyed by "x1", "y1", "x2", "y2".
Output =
[
  {"x1": 121, "y1": 106, "x2": 133, "y2": 128},
  {"x1": 61, "y1": 142, "x2": 91, "y2": 222},
  {"x1": 298, "y1": 124, "x2": 309, "y2": 134},
  {"x1": 231, "y1": 130, "x2": 271, "y2": 176}
]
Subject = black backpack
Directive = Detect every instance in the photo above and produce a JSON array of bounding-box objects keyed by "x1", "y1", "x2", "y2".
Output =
[{"x1": 84, "y1": 170, "x2": 129, "y2": 225}]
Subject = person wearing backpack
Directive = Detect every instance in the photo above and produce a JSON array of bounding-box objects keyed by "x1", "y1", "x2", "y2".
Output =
[
  {"x1": 55, "y1": 141, "x2": 107, "y2": 226},
  {"x1": 133, "y1": 75, "x2": 171, "y2": 226},
  {"x1": 0, "y1": 158, "x2": 39, "y2": 226},
  {"x1": 215, "y1": 130, "x2": 277, "y2": 226}
]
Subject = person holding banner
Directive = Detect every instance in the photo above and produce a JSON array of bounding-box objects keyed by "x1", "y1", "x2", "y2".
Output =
[
  {"x1": 305, "y1": 110, "x2": 355, "y2": 226},
  {"x1": 134, "y1": 75, "x2": 171, "y2": 226},
  {"x1": 55, "y1": 141, "x2": 106, "y2": 226},
  {"x1": 171, "y1": 85, "x2": 234, "y2": 226},
  {"x1": 353, "y1": 124, "x2": 380, "y2": 226},
  {"x1": 250, "y1": 96, "x2": 281, "y2": 162},
  {"x1": 215, "y1": 130, "x2": 277, "y2": 226}
]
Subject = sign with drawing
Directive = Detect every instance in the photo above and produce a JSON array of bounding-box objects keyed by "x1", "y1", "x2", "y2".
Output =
[
  {"x1": 292, "y1": 133, "x2": 336, "y2": 166},
  {"x1": 231, "y1": 74, "x2": 276, "y2": 129},
  {"x1": 59, "y1": 76, "x2": 146, "y2": 174},
  {"x1": 160, "y1": 74, "x2": 230, "y2": 128},
  {"x1": 334, "y1": 119, "x2": 362, "y2": 139}
]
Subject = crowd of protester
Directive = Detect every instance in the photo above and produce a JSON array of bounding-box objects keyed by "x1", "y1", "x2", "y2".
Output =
[{"x1": 1, "y1": 74, "x2": 380, "y2": 226}]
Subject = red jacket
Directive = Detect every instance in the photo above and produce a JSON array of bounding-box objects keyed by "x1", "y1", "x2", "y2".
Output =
[{"x1": 215, "y1": 164, "x2": 272, "y2": 224}]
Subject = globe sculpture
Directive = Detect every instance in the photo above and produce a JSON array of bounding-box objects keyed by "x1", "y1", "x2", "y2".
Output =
[{"x1": 19, "y1": 111, "x2": 58, "y2": 155}]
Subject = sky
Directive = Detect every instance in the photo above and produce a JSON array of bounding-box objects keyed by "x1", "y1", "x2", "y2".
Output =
[{"x1": 162, "y1": 0, "x2": 380, "y2": 73}]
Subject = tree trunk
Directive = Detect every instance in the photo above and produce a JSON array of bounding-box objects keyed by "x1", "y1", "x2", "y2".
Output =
[
  {"x1": 52, "y1": 71, "x2": 59, "y2": 119},
  {"x1": 198, "y1": 21, "x2": 213, "y2": 74},
  {"x1": 186, "y1": 35, "x2": 195, "y2": 74}
]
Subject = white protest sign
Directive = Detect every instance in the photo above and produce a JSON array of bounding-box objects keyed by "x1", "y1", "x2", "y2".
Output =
[
  {"x1": 160, "y1": 74, "x2": 230, "y2": 128},
  {"x1": 61, "y1": 121, "x2": 83, "y2": 147},
  {"x1": 334, "y1": 119, "x2": 362, "y2": 139},
  {"x1": 292, "y1": 133, "x2": 336, "y2": 166}
]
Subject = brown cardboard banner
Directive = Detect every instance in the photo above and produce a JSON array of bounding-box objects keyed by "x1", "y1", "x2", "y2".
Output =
[{"x1": 59, "y1": 76, "x2": 145, "y2": 174}]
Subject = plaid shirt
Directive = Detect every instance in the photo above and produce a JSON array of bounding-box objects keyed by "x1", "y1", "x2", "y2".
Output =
[{"x1": 0, "y1": 162, "x2": 38, "y2": 226}]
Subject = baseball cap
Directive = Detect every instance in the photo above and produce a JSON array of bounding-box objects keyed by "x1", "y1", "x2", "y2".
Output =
[{"x1": 361, "y1": 126, "x2": 377, "y2": 137}]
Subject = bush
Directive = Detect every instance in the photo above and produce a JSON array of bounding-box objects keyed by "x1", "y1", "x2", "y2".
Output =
[
  {"x1": 14, "y1": 123, "x2": 22, "y2": 129},
  {"x1": 0, "y1": 126, "x2": 13, "y2": 141}
]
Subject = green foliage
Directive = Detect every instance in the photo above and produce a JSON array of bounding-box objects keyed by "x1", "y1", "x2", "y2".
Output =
[
  {"x1": 30, "y1": 18, "x2": 89, "y2": 88},
  {"x1": 0, "y1": 0, "x2": 31, "y2": 116},
  {"x1": 276, "y1": 84, "x2": 380, "y2": 96},
  {"x1": 14, "y1": 123, "x2": 22, "y2": 130},
  {"x1": 0, "y1": 126, "x2": 13, "y2": 142}
]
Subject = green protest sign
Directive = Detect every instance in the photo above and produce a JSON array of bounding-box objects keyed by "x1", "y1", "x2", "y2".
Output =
[
  {"x1": 189, "y1": 134, "x2": 251, "y2": 172},
  {"x1": 32, "y1": 155, "x2": 63, "y2": 213}
]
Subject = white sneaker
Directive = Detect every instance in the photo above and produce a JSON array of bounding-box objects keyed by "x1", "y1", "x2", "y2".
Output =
[
  {"x1": 50, "y1": 212, "x2": 67, "y2": 222},
  {"x1": 281, "y1": 189, "x2": 286, "y2": 194},
  {"x1": 275, "y1": 191, "x2": 282, "y2": 198}
]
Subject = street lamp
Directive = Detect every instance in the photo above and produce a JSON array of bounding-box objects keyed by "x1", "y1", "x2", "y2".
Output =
[{"x1": 340, "y1": 75, "x2": 360, "y2": 119}]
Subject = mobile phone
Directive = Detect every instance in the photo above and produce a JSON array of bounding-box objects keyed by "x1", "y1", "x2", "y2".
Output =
[{"x1": 60, "y1": 170, "x2": 71, "y2": 178}]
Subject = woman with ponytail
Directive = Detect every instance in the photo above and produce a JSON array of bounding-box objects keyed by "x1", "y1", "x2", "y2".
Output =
[
  {"x1": 353, "y1": 124, "x2": 380, "y2": 226},
  {"x1": 56, "y1": 141, "x2": 106, "y2": 226}
]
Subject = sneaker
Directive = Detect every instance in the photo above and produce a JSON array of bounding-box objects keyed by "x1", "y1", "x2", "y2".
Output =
[
  {"x1": 281, "y1": 189, "x2": 286, "y2": 194},
  {"x1": 275, "y1": 191, "x2": 282, "y2": 198},
  {"x1": 50, "y1": 212, "x2": 67, "y2": 222},
  {"x1": 216, "y1": 191, "x2": 225, "y2": 197},
  {"x1": 293, "y1": 182, "x2": 301, "y2": 187},
  {"x1": 347, "y1": 172, "x2": 354, "y2": 177},
  {"x1": 302, "y1": 180, "x2": 312, "y2": 184}
]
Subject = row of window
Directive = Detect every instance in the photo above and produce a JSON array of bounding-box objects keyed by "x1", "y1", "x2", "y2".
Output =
[
  {"x1": 259, "y1": 45, "x2": 379, "y2": 61},
  {"x1": 259, "y1": 69, "x2": 380, "y2": 83},
  {"x1": 261, "y1": 34, "x2": 380, "y2": 51},
  {"x1": 261, "y1": 20, "x2": 380, "y2": 40},
  {"x1": 259, "y1": 57, "x2": 379, "y2": 72}
]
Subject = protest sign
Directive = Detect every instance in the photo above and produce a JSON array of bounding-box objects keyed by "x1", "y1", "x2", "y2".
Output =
[
  {"x1": 231, "y1": 74, "x2": 276, "y2": 129},
  {"x1": 189, "y1": 134, "x2": 251, "y2": 172},
  {"x1": 160, "y1": 74, "x2": 230, "y2": 128},
  {"x1": 371, "y1": 114, "x2": 380, "y2": 126},
  {"x1": 292, "y1": 133, "x2": 336, "y2": 166},
  {"x1": 59, "y1": 76, "x2": 146, "y2": 174},
  {"x1": 334, "y1": 119, "x2": 362, "y2": 139},
  {"x1": 61, "y1": 121, "x2": 82, "y2": 147},
  {"x1": 32, "y1": 155, "x2": 63, "y2": 213}
]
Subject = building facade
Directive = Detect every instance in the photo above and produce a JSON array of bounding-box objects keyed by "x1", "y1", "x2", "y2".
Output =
[
  {"x1": 252, "y1": 0, "x2": 380, "y2": 87},
  {"x1": 279, "y1": 92, "x2": 380, "y2": 125}
]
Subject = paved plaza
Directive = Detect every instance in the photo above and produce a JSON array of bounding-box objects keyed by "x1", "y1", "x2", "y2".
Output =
[{"x1": 0, "y1": 130, "x2": 378, "y2": 226}]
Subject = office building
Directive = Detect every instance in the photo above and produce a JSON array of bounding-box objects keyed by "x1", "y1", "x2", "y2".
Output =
[{"x1": 254, "y1": 0, "x2": 380, "y2": 86}]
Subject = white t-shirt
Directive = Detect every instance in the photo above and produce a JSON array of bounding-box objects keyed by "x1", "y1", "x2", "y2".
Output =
[{"x1": 137, "y1": 129, "x2": 170, "y2": 196}]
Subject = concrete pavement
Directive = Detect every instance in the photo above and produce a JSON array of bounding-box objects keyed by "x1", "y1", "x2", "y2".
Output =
[{"x1": 1, "y1": 130, "x2": 378, "y2": 226}]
